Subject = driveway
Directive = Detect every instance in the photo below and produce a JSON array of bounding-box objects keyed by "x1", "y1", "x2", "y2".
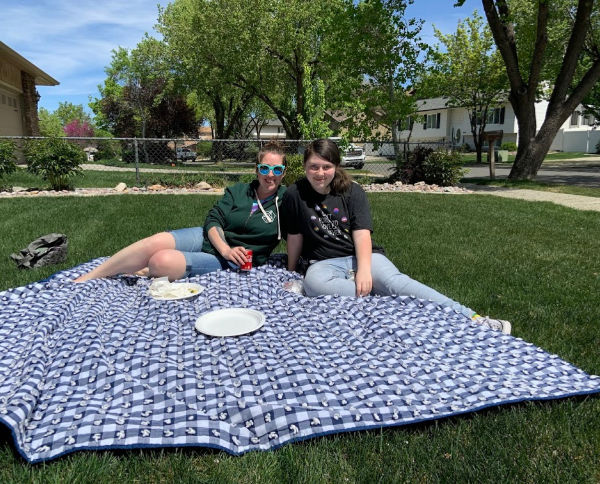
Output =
[{"x1": 462, "y1": 162, "x2": 600, "y2": 188}]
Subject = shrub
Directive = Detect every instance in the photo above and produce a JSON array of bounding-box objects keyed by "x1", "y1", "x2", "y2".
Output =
[
  {"x1": 196, "y1": 141, "x2": 212, "y2": 158},
  {"x1": 353, "y1": 175, "x2": 375, "y2": 186},
  {"x1": 24, "y1": 137, "x2": 85, "y2": 190},
  {"x1": 244, "y1": 143, "x2": 260, "y2": 161},
  {"x1": 95, "y1": 139, "x2": 120, "y2": 161},
  {"x1": 391, "y1": 146, "x2": 434, "y2": 184},
  {"x1": 283, "y1": 154, "x2": 304, "y2": 186},
  {"x1": 0, "y1": 140, "x2": 18, "y2": 179},
  {"x1": 501, "y1": 141, "x2": 518, "y2": 151},
  {"x1": 421, "y1": 150, "x2": 465, "y2": 186},
  {"x1": 391, "y1": 147, "x2": 464, "y2": 186}
]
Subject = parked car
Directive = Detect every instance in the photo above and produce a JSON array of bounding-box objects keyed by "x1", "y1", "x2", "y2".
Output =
[
  {"x1": 341, "y1": 143, "x2": 365, "y2": 169},
  {"x1": 328, "y1": 137, "x2": 365, "y2": 169},
  {"x1": 176, "y1": 147, "x2": 197, "y2": 161}
]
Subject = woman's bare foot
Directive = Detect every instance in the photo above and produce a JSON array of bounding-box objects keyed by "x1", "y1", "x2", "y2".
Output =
[{"x1": 134, "y1": 267, "x2": 150, "y2": 277}]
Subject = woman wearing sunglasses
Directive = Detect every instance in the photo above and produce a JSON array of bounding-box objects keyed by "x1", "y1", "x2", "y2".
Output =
[
  {"x1": 281, "y1": 138, "x2": 511, "y2": 334},
  {"x1": 74, "y1": 140, "x2": 286, "y2": 282}
]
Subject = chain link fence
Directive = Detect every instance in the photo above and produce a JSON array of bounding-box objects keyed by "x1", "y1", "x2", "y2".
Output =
[{"x1": 1, "y1": 136, "x2": 452, "y2": 181}]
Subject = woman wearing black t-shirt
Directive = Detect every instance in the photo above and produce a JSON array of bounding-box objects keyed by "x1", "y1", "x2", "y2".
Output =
[{"x1": 281, "y1": 138, "x2": 511, "y2": 334}]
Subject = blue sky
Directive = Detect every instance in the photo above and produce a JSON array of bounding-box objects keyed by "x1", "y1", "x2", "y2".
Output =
[{"x1": 2, "y1": 0, "x2": 481, "y2": 115}]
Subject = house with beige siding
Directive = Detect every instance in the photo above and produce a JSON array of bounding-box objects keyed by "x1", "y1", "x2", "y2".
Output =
[{"x1": 0, "y1": 41, "x2": 59, "y2": 136}]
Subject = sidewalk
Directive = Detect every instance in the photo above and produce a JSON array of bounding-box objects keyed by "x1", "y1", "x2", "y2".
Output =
[{"x1": 464, "y1": 184, "x2": 600, "y2": 212}]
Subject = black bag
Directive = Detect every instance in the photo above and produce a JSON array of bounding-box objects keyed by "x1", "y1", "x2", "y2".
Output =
[{"x1": 10, "y1": 233, "x2": 69, "y2": 269}]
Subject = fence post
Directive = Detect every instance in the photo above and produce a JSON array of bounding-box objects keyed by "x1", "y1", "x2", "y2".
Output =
[{"x1": 134, "y1": 138, "x2": 140, "y2": 185}]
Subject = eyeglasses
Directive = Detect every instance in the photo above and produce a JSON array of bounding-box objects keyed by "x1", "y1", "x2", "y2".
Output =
[{"x1": 257, "y1": 164, "x2": 286, "y2": 176}]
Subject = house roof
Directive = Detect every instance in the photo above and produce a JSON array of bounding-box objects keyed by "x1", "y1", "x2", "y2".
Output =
[
  {"x1": 0, "y1": 41, "x2": 59, "y2": 86},
  {"x1": 416, "y1": 97, "x2": 449, "y2": 112}
]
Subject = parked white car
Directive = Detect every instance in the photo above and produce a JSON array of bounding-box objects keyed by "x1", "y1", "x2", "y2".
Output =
[{"x1": 329, "y1": 138, "x2": 366, "y2": 169}]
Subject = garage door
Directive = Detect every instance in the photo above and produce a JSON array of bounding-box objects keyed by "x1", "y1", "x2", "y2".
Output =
[{"x1": 0, "y1": 87, "x2": 23, "y2": 136}]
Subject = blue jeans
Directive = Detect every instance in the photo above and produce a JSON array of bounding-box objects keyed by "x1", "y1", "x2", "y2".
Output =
[
  {"x1": 170, "y1": 227, "x2": 237, "y2": 276},
  {"x1": 303, "y1": 253, "x2": 475, "y2": 318}
]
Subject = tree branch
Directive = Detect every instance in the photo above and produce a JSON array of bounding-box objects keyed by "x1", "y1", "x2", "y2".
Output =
[
  {"x1": 482, "y1": 0, "x2": 523, "y2": 92},
  {"x1": 549, "y1": 0, "x2": 595, "y2": 109},
  {"x1": 527, "y1": 3, "x2": 549, "y2": 96},
  {"x1": 561, "y1": 58, "x2": 600, "y2": 115}
]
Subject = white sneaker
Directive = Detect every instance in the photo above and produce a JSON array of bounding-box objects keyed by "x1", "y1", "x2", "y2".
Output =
[{"x1": 475, "y1": 316, "x2": 512, "y2": 335}]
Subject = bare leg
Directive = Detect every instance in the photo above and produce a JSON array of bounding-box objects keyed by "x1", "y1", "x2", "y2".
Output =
[
  {"x1": 73, "y1": 232, "x2": 177, "y2": 282},
  {"x1": 147, "y1": 249, "x2": 187, "y2": 281}
]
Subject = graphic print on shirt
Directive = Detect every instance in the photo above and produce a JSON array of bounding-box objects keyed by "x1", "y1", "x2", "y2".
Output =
[
  {"x1": 312, "y1": 203, "x2": 350, "y2": 240},
  {"x1": 261, "y1": 209, "x2": 276, "y2": 223}
]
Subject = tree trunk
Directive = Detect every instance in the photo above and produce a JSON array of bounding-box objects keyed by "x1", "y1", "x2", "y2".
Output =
[
  {"x1": 475, "y1": 143, "x2": 482, "y2": 164},
  {"x1": 508, "y1": 91, "x2": 568, "y2": 180}
]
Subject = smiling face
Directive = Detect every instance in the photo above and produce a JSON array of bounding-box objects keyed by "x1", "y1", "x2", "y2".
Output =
[
  {"x1": 304, "y1": 154, "x2": 336, "y2": 194},
  {"x1": 256, "y1": 151, "x2": 285, "y2": 197}
]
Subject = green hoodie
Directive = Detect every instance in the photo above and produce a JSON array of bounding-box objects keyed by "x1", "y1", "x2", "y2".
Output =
[{"x1": 202, "y1": 181, "x2": 286, "y2": 265}]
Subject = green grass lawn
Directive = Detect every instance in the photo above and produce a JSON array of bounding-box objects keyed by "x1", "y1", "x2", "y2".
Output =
[
  {"x1": 464, "y1": 178, "x2": 600, "y2": 198},
  {"x1": 88, "y1": 158, "x2": 257, "y2": 171},
  {"x1": 0, "y1": 194, "x2": 598, "y2": 481},
  {"x1": 1, "y1": 170, "x2": 245, "y2": 189},
  {"x1": 461, "y1": 151, "x2": 598, "y2": 164}
]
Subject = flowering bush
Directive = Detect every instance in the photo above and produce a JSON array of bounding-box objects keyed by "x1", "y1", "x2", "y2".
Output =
[{"x1": 64, "y1": 119, "x2": 94, "y2": 137}]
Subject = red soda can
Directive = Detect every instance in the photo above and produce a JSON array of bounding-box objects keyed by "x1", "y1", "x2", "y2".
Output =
[{"x1": 241, "y1": 249, "x2": 253, "y2": 271}]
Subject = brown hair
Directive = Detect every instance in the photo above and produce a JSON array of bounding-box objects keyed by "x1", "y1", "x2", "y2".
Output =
[
  {"x1": 258, "y1": 139, "x2": 287, "y2": 166},
  {"x1": 303, "y1": 138, "x2": 352, "y2": 194}
]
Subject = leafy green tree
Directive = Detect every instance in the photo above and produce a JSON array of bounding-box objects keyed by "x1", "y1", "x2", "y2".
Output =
[
  {"x1": 158, "y1": 0, "x2": 351, "y2": 139},
  {"x1": 336, "y1": 0, "x2": 424, "y2": 161},
  {"x1": 38, "y1": 102, "x2": 93, "y2": 137},
  {"x1": 297, "y1": 64, "x2": 333, "y2": 140},
  {"x1": 92, "y1": 37, "x2": 197, "y2": 140},
  {"x1": 457, "y1": 0, "x2": 600, "y2": 180},
  {"x1": 582, "y1": 83, "x2": 600, "y2": 124},
  {"x1": 38, "y1": 108, "x2": 65, "y2": 137},
  {"x1": 426, "y1": 12, "x2": 508, "y2": 162},
  {"x1": 55, "y1": 102, "x2": 92, "y2": 126}
]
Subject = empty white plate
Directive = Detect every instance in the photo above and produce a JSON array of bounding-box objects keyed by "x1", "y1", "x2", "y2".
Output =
[{"x1": 195, "y1": 308, "x2": 265, "y2": 337}]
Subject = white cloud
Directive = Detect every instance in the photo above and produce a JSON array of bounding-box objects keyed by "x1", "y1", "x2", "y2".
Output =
[{"x1": 2, "y1": 0, "x2": 168, "y2": 110}]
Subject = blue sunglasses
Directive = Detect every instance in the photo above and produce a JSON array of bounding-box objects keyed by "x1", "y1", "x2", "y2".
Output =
[{"x1": 257, "y1": 163, "x2": 286, "y2": 176}]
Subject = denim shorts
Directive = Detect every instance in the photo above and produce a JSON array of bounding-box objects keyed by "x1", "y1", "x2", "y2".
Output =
[{"x1": 169, "y1": 226, "x2": 236, "y2": 276}]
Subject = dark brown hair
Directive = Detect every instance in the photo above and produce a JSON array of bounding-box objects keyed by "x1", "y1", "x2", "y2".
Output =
[
  {"x1": 258, "y1": 139, "x2": 287, "y2": 166},
  {"x1": 303, "y1": 138, "x2": 352, "y2": 194}
]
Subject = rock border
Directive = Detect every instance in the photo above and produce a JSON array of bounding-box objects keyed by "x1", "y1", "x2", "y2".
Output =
[{"x1": 0, "y1": 181, "x2": 473, "y2": 198}]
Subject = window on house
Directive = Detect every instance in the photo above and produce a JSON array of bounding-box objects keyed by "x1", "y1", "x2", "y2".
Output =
[
  {"x1": 423, "y1": 113, "x2": 440, "y2": 130},
  {"x1": 486, "y1": 107, "x2": 505, "y2": 124},
  {"x1": 582, "y1": 114, "x2": 595, "y2": 126},
  {"x1": 570, "y1": 111, "x2": 579, "y2": 126},
  {"x1": 1, "y1": 94, "x2": 5, "y2": 104},
  {"x1": 400, "y1": 116, "x2": 413, "y2": 131}
]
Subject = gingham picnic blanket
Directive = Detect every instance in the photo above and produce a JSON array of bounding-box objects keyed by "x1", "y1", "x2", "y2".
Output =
[{"x1": 1, "y1": 257, "x2": 599, "y2": 463}]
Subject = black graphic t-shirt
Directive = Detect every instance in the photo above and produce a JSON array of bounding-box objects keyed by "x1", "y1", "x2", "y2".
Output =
[{"x1": 281, "y1": 178, "x2": 384, "y2": 261}]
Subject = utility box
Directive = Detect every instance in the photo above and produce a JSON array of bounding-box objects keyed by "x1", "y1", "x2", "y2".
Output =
[{"x1": 498, "y1": 150, "x2": 509, "y2": 162}]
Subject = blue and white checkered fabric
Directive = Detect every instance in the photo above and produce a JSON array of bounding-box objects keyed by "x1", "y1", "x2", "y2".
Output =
[{"x1": 1, "y1": 257, "x2": 599, "y2": 463}]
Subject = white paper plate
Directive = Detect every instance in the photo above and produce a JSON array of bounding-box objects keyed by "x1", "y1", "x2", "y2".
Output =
[
  {"x1": 149, "y1": 282, "x2": 204, "y2": 300},
  {"x1": 195, "y1": 308, "x2": 265, "y2": 337}
]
